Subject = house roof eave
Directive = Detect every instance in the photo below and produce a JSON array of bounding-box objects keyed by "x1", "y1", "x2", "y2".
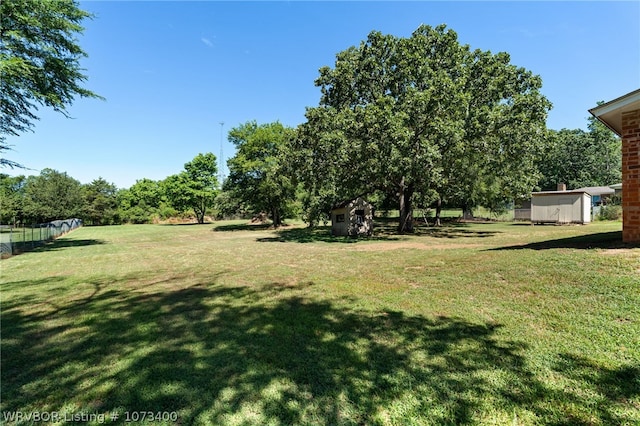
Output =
[{"x1": 589, "y1": 88, "x2": 640, "y2": 137}]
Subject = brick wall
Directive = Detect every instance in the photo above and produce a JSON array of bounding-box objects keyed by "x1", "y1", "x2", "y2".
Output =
[{"x1": 622, "y1": 109, "x2": 640, "y2": 242}]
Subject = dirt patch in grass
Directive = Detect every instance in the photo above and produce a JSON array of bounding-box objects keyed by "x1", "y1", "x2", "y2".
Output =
[
  {"x1": 349, "y1": 242, "x2": 482, "y2": 251},
  {"x1": 599, "y1": 248, "x2": 639, "y2": 257},
  {"x1": 600, "y1": 248, "x2": 640, "y2": 274}
]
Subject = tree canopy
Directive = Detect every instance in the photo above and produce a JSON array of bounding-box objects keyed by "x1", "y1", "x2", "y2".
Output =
[
  {"x1": 293, "y1": 24, "x2": 551, "y2": 232},
  {"x1": 536, "y1": 114, "x2": 621, "y2": 191},
  {"x1": 225, "y1": 121, "x2": 297, "y2": 227},
  {"x1": 165, "y1": 153, "x2": 218, "y2": 224},
  {"x1": 83, "y1": 177, "x2": 118, "y2": 225},
  {"x1": 0, "y1": 0, "x2": 102, "y2": 168},
  {"x1": 0, "y1": 174, "x2": 26, "y2": 223},
  {"x1": 21, "y1": 168, "x2": 84, "y2": 223}
]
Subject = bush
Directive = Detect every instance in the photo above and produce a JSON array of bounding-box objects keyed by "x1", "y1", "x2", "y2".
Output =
[
  {"x1": 598, "y1": 205, "x2": 622, "y2": 221},
  {"x1": 158, "y1": 203, "x2": 179, "y2": 220}
]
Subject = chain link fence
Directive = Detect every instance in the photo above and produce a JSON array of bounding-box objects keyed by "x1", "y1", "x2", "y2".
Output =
[{"x1": 0, "y1": 218, "x2": 83, "y2": 258}]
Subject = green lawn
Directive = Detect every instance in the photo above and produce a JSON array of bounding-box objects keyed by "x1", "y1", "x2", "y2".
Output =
[{"x1": 1, "y1": 220, "x2": 638, "y2": 425}]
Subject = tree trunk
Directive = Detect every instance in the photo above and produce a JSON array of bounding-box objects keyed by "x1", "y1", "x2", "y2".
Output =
[
  {"x1": 271, "y1": 207, "x2": 281, "y2": 228},
  {"x1": 462, "y1": 203, "x2": 474, "y2": 220},
  {"x1": 435, "y1": 198, "x2": 442, "y2": 227},
  {"x1": 398, "y1": 178, "x2": 414, "y2": 233},
  {"x1": 195, "y1": 198, "x2": 206, "y2": 224},
  {"x1": 195, "y1": 207, "x2": 205, "y2": 224}
]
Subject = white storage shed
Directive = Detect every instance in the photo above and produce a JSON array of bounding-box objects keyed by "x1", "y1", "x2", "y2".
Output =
[
  {"x1": 531, "y1": 190, "x2": 592, "y2": 224},
  {"x1": 331, "y1": 197, "x2": 373, "y2": 237}
]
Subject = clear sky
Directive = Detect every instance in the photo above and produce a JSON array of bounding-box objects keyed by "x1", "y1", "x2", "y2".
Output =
[{"x1": 4, "y1": 1, "x2": 639, "y2": 189}]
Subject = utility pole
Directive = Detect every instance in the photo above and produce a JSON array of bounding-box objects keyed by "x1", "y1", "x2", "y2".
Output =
[{"x1": 219, "y1": 121, "x2": 225, "y2": 185}]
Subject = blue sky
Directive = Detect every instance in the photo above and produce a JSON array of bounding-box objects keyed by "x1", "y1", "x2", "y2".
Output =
[{"x1": 4, "y1": 1, "x2": 639, "y2": 189}]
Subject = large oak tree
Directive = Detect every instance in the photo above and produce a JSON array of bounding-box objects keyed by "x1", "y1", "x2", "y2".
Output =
[{"x1": 294, "y1": 25, "x2": 551, "y2": 232}]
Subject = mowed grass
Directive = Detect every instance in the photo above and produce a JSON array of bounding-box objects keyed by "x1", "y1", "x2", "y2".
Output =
[{"x1": 1, "y1": 220, "x2": 638, "y2": 425}]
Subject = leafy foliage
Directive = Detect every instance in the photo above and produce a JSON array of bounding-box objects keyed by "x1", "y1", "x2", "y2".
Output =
[
  {"x1": 597, "y1": 205, "x2": 622, "y2": 221},
  {"x1": 21, "y1": 168, "x2": 84, "y2": 223},
  {"x1": 164, "y1": 153, "x2": 218, "y2": 224},
  {"x1": 0, "y1": 173, "x2": 26, "y2": 223},
  {"x1": 83, "y1": 177, "x2": 118, "y2": 225},
  {"x1": 294, "y1": 24, "x2": 551, "y2": 232},
  {"x1": 536, "y1": 115, "x2": 621, "y2": 191},
  {"x1": 116, "y1": 178, "x2": 166, "y2": 224},
  {"x1": 225, "y1": 121, "x2": 296, "y2": 227},
  {"x1": 213, "y1": 190, "x2": 250, "y2": 220},
  {"x1": 0, "y1": 0, "x2": 103, "y2": 168}
]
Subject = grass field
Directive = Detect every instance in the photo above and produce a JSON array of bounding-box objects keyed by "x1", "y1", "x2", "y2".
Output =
[{"x1": 1, "y1": 220, "x2": 638, "y2": 425}]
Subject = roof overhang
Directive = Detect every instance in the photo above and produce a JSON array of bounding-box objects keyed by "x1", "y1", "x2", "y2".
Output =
[
  {"x1": 589, "y1": 88, "x2": 640, "y2": 136},
  {"x1": 532, "y1": 190, "x2": 590, "y2": 196},
  {"x1": 574, "y1": 186, "x2": 616, "y2": 196}
]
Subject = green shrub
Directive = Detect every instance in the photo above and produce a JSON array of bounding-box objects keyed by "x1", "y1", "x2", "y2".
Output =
[
  {"x1": 158, "y1": 203, "x2": 179, "y2": 220},
  {"x1": 598, "y1": 205, "x2": 622, "y2": 221}
]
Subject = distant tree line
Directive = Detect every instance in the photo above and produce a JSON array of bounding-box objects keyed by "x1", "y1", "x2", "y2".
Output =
[
  {"x1": 536, "y1": 114, "x2": 621, "y2": 191},
  {"x1": 0, "y1": 153, "x2": 219, "y2": 225}
]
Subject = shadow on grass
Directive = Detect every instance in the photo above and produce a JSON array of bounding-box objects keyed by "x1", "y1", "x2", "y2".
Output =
[
  {"x1": 213, "y1": 222, "x2": 274, "y2": 232},
  {"x1": 548, "y1": 354, "x2": 640, "y2": 426},
  {"x1": 490, "y1": 231, "x2": 633, "y2": 251},
  {"x1": 256, "y1": 226, "x2": 401, "y2": 244},
  {"x1": 0, "y1": 276, "x2": 73, "y2": 293},
  {"x1": 416, "y1": 226, "x2": 500, "y2": 239},
  {"x1": 161, "y1": 222, "x2": 214, "y2": 226},
  {"x1": 36, "y1": 239, "x2": 106, "y2": 251},
  {"x1": 256, "y1": 222, "x2": 499, "y2": 244},
  {"x1": 8, "y1": 238, "x2": 106, "y2": 256},
  {"x1": 374, "y1": 218, "x2": 501, "y2": 239},
  {"x1": 3, "y1": 276, "x2": 636, "y2": 424},
  {"x1": 210, "y1": 217, "x2": 500, "y2": 244}
]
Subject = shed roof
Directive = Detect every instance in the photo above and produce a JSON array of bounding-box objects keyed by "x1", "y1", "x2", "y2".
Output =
[
  {"x1": 574, "y1": 186, "x2": 615, "y2": 196},
  {"x1": 532, "y1": 190, "x2": 591, "y2": 197},
  {"x1": 332, "y1": 196, "x2": 370, "y2": 210},
  {"x1": 589, "y1": 88, "x2": 640, "y2": 136}
]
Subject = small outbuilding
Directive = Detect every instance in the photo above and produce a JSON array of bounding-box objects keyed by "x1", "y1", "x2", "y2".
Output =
[
  {"x1": 531, "y1": 189, "x2": 592, "y2": 224},
  {"x1": 331, "y1": 197, "x2": 373, "y2": 237}
]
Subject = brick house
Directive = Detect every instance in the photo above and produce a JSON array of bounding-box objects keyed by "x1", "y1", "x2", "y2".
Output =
[{"x1": 589, "y1": 89, "x2": 640, "y2": 243}]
